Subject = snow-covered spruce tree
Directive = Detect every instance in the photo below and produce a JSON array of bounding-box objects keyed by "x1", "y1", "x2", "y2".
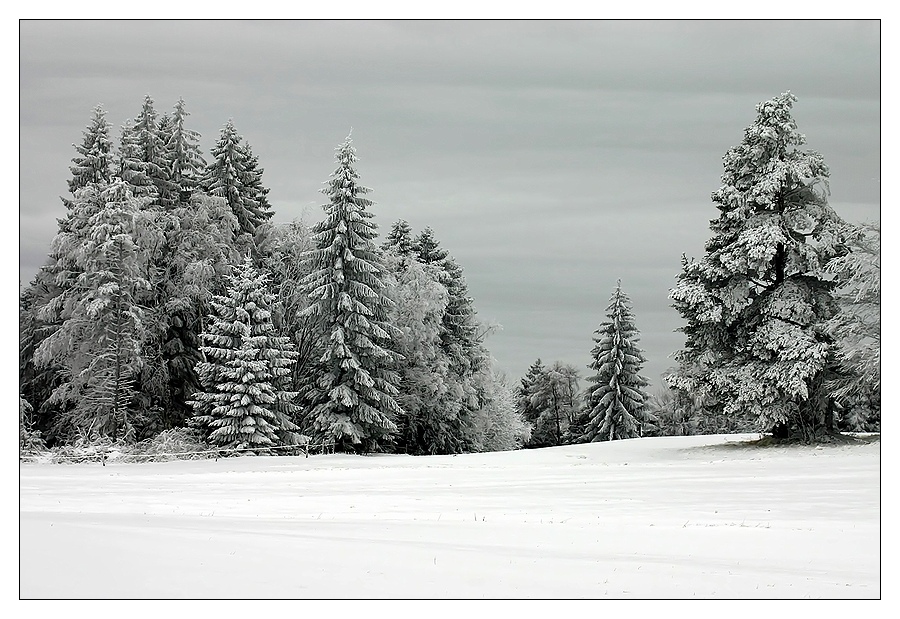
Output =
[
  {"x1": 67, "y1": 104, "x2": 115, "y2": 198},
  {"x1": 34, "y1": 179, "x2": 153, "y2": 441},
  {"x1": 825, "y1": 220, "x2": 880, "y2": 430},
  {"x1": 299, "y1": 134, "x2": 403, "y2": 452},
  {"x1": 667, "y1": 92, "x2": 846, "y2": 441},
  {"x1": 116, "y1": 120, "x2": 158, "y2": 202},
  {"x1": 21, "y1": 106, "x2": 119, "y2": 436},
  {"x1": 163, "y1": 98, "x2": 207, "y2": 200},
  {"x1": 582, "y1": 280, "x2": 651, "y2": 442},
  {"x1": 124, "y1": 95, "x2": 176, "y2": 208},
  {"x1": 517, "y1": 359, "x2": 545, "y2": 446},
  {"x1": 382, "y1": 219, "x2": 416, "y2": 258},
  {"x1": 200, "y1": 120, "x2": 273, "y2": 238},
  {"x1": 191, "y1": 256, "x2": 302, "y2": 450}
]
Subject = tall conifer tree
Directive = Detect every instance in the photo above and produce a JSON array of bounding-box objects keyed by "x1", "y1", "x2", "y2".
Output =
[
  {"x1": 34, "y1": 179, "x2": 153, "y2": 441},
  {"x1": 667, "y1": 92, "x2": 846, "y2": 440},
  {"x1": 300, "y1": 134, "x2": 403, "y2": 451}
]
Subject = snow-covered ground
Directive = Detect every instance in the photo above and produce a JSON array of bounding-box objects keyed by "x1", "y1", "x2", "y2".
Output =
[{"x1": 19, "y1": 434, "x2": 880, "y2": 599}]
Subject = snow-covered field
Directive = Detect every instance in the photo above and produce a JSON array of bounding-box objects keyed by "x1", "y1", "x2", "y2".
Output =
[{"x1": 19, "y1": 434, "x2": 880, "y2": 599}]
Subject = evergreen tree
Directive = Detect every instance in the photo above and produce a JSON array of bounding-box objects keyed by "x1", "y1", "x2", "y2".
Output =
[
  {"x1": 667, "y1": 92, "x2": 846, "y2": 441},
  {"x1": 164, "y1": 98, "x2": 207, "y2": 200},
  {"x1": 517, "y1": 359, "x2": 546, "y2": 444},
  {"x1": 115, "y1": 121, "x2": 157, "y2": 201},
  {"x1": 300, "y1": 134, "x2": 403, "y2": 451},
  {"x1": 22, "y1": 107, "x2": 121, "y2": 438},
  {"x1": 382, "y1": 219, "x2": 415, "y2": 257},
  {"x1": 825, "y1": 220, "x2": 880, "y2": 428},
  {"x1": 413, "y1": 227, "x2": 448, "y2": 265},
  {"x1": 126, "y1": 95, "x2": 176, "y2": 208},
  {"x1": 413, "y1": 226, "x2": 487, "y2": 441},
  {"x1": 191, "y1": 257, "x2": 302, "y2": 449},
  {"x1": 412, "y1": 228, "x2": 480, "y2": 361},
  {"x1": 34, "y1": 179, "x2": 153, "y2": 441},
  {"x1": 388, "y1": 225, "x2": 490, "y2": 451},
  {"x1": 201, "y1": 120, "x2": 272, "y2": 237},
  {"x1": 67, "y1": 104, "x2": 114, "y2": 196},
  {"x1": 241, "y1": 141, "x2": 273, "y2": 222},
  {"x1": 582, "y1": 280, "x2": 651, "y2": 442}
]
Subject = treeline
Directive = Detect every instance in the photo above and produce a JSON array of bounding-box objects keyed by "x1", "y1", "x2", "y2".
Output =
[
  {"x1": 19, "y1": 96, "x2": 529, "y2": 455},
  {"x1": 20, "y1": 91, "x2": 880, "y2": 457},
  {"x1": 515, "y1": 92, "x2": 880, "y2": 446}
]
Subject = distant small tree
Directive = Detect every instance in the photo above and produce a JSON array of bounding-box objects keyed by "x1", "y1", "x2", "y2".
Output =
[
  {"x1": 471, "y1": 369, "x2": 531, "y2": 452},
  {"x1": 526, "y1": 361, "x2": 581, "y2": 447},
  {"x1": 582, "y1": 280, "x2": 651, "y2": 441}
]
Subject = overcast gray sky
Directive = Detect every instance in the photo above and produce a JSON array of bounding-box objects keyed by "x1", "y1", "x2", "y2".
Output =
[{"x1": 18, "y1": 19, "x2": 880, "y2": 389}]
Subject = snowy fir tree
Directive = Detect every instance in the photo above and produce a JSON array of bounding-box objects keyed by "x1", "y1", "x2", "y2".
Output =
[
  {"x1": 125, "y1": 95, "x2": 176, "y2": 208},
  {"x1": 825, "y1": 220, "x2": 880, "y2": 429},
  {"x1": 33, "y1": 179, "x2": 153, "y2": 441},
  {"x1": 582, "y1": 281, "x2": 651, "y2": 442},
  {"x1": 667, "y1": 92, "x2": 847, "y2": 441},
  {"x1": 299, "y1": 134, "x2": 403, "y2": 451},
  {"x1": 163, "y1": 98, "x2": 207, "y2": 199},
  {"x1": 517, "y1": 359, "x2": 546, "y2": 445},
  {"x1": 382, "y1": 219, "x2": 416, "y2": 257},
  {"x1": 200, "y1": 120, "x2": 273, "y2": 237},
  {"x1": 190, "y1": 257, "x2": 302, "y2": 449},
  {"x1": 22, "y1": 106, "x2": 128, "y2": 437},
  {"x1": 115, "y1": 120, "x2": 158, "y2": 201},
  {"x1": 67, "y1": 104, "x2": 114, "y2": 197}
]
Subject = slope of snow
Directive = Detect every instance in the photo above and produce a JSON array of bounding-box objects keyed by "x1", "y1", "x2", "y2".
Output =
[{"x1": 19, "y1": 434, "x2": 880, "y2": 599}]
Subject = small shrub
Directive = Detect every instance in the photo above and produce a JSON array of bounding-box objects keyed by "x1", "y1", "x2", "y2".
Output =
[{"x1": 124, "y1": 427, "x2": 212, "y2": 462}]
